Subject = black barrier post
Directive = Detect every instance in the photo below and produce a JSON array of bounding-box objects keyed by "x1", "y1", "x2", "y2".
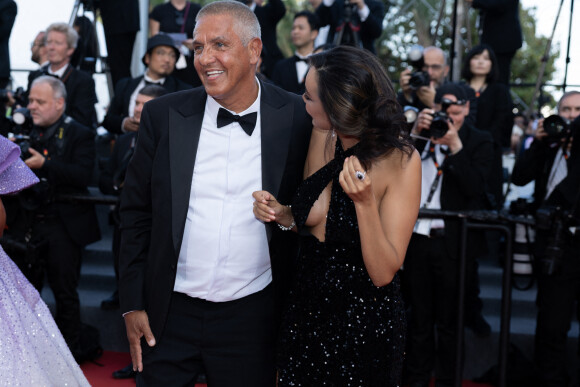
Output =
[{"x1": 454, "y1": 217, "x2": 468, "y2": 387}]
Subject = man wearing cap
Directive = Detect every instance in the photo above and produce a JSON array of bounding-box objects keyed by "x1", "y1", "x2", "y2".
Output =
[
  {"x1": 102, "y1": 34, "x2": 191, "y2": 135},
  {"x1": 402, "y1": 82, "x2": 493, "y2": 387}
]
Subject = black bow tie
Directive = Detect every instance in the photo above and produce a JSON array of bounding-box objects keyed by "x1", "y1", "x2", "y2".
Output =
[
  {"x1": 216, "y1": 108, "x2": 257, "y2": 136},
  {"x1": 294, "y1": 55, "x2": 307, "y2": 63},
  {"x1": 144, "y1": 79, "x2": 163, "y2": 86}
]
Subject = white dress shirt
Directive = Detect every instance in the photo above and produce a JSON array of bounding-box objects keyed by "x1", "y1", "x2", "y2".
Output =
[{"x1": 174, "y1": 81, "x2": 272, "y2": 302}]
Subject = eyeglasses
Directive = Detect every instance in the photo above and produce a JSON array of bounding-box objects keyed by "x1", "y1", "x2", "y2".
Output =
[
  {"x1": 422, "y1": 64, "x2": 444, "y2": 71},
  {"x1": 153, "y1": 48, "x2": 177, "y2": 59},
  {"x1": 441, "y1": 97, "x2": 467, "y2": 107}
]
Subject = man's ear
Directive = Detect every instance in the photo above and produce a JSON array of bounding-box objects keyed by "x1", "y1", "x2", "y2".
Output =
[
  {"x1": 55, "y1": 96, "x2": 65, "y2": 112},
  {"x1": 144, "y1": 53, "x2": 151, "y2": 66},
  {"x1": 248, "y1": 38, "x2": 263, "y2": 65}
]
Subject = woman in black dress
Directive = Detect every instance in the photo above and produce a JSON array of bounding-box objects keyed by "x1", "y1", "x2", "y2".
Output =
[
  {"x1": 253, "y1": 45, "x2": 422, "y2": 386},
  {"x1": 461, "y1": 44, "x2": 513, "y2": 209}
]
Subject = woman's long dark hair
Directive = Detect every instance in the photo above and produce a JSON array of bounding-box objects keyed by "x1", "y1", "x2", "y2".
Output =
[
  {"x1": 307, "y1": 45, "x2": 413, "y2": 170},
  {"x1": 460, "y1": 44, "x2": 499, "y2": 84}
]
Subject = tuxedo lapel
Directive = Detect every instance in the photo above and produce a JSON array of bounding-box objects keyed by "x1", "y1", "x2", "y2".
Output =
[
  {"x1": 169, "y1": 89, "x2": 207, "y2": 254},
  {"x1": 260, "y1": 82, "x2": 293, "y2": 199}
]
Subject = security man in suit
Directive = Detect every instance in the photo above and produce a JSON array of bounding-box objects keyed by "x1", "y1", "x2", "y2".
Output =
[
  {"x1": 27, "y1": 23, "x2": 98, "y2": 130},
  {"x1": 512, "y1": 91, "x2": 580, "y2": 386},
  {"x1": 6, "y1": 75, "x2": 100, "y2": 358},
  {"x1": 119, "y1": 1, "x2": 311, "y2": 385},
  {"x1": 101, "y1": 34, "x2": 191, "y2": 135},
  {"x1": 403, "y1": 82, "x2": 493, "y2": 387},
  {"x1": 271, "y1": 11, "x2": 319, "y2": 95}
]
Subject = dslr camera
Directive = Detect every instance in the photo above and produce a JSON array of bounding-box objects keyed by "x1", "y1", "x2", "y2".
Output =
[
  {"x1": 7, "y1": 108, "x2": 35, "y2": 160},
  {"x1": 0, "y1": 87, "x2": 26, "y2": 108},
  {"x1": 407, "y1": 45, "x2": 430, "y2": 90},
  {"x1": 422, "y1": 98, "x2": 462, "y2": 139},
  {"x1": 542, "y1": 114, "x2": 572, "y2": 141}
]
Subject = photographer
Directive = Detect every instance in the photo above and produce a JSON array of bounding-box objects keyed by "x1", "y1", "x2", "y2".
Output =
[
  {"x1": 511, "y1": 91, "x2": 580, "y2": 386},
  {"x1": 403, "y1": 82, "x2": 493, "y2": 387},
  {"x1": 314, "y1": 0, "x2": 384, "y2": 54},
  {"x1": 3, "y1": 76, "x2": 100, "y2": 359},
  {"x1": 398, "y1": 46, "x2": 450, "y2": 111}
]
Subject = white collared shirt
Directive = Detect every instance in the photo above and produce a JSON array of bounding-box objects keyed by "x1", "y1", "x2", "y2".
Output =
[
  {"x1": 174, "y1": 80, "x2": 272, "y2": 302},
  {"x1": 127, "y1": 73, "x2": 166, "y2": 119},
  {"x1": 295, "y1": 52, "x2": 310, "y2": 84}
]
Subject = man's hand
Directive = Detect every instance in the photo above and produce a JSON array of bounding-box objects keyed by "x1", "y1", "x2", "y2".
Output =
[
  {"x1": 432, "y1": 120, "x2": 463, "y2": 154},
  {"x1": 122, "y1": 117, "x2": 140, "y2": 133},
  {"x1": 124, "y1": 310, "x2": 156, "y2": 372},
  {"x1": 399, "y1": 69, "x2": 413, "y2": 101},
  {"x1": 24, "y1": 148, "x2": 46, "y2": 169},
  {"x1": 416, "y1": 81, "x2": 437, "y2": 108}
]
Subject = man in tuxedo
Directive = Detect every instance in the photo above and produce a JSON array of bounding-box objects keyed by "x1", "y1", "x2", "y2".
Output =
[
  {"x1": 403, "y1": 83, "x2": 493, "y2": 387},
  {"x1": 30, "y1": 31, "x2": 48, "y2": 68},
  {"x1": 465, "y1": 0, "x2": 522, "y2": 86},
  {"x1": 119, "y1": 1, "x2": 311, "y2": 386},
  {"x1": 7, "y1": 75, "x2": 101, "y2": 357},
  {"x1": 27, "y1": 23, "x2": 97, "y2": 130},
  {"x1": 101, "y1": 34, "x2": 191, "y2": 135},
  {"x1": 271, "y1": 11, "x2": 319, "y2": 95},
  {"x1": 315, "y1": 0, "x2": 384, "y2": 54},
  {"x1": 512, "y1": 91, "x2": 580, "y2": 386},
  {"x1": 237, "y1": 0, "x2": 286, "y2": 78}
]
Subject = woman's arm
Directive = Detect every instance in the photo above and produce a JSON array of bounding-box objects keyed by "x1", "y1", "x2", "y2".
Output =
[
  {"x1": 340, "y1": 150, "x2": 421, "y2": 286},
  {"x1": 149, "y1": 19, "x2": 160, "y2": 37}
]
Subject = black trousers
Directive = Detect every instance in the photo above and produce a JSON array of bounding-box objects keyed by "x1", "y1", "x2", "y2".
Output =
[
  {"x1": 534, "y1": 238, "x2": 580, "y2": 387},
  {"x1": 104, "y1": 31, "x2": 136, "y2": 88},
  {"x1": 33, "y1": 216, "x2": 83, "y2": 352},
  {"x1": 403, "y1": 233, "x2": 475, "y2": 386},
  {"x1": 138, "y1": 285, "x2": 276, "y2": 387}
]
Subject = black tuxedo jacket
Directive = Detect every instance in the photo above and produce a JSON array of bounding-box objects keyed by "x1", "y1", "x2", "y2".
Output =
[
  {"x1": 316, "y1": 0, "x2": 384, "y2": 54},
  {"x1": 271, "y1": 56, "x2": 305, "y2": 95},
  {"x1": 254, "y1": 0, "x2": 286, "y2": 77},
  {"x1": 119, "y1": 81, "x2": 312, "y2": 339},
  {"x1": 101, "y1": 74, "x2": 192, "y2": 134},
  {"x1": 472, "y1": 0, "x2": 522, "y2": 54},
  {"x1": 28, "y1": 65, "x2": 97, "y2": 129},
  {"x1": 0, "y1": 0, "x2": 16, "y2": 80},
  {"x1": 415, "y1": 124, "x2": 493, "y2": 258}
]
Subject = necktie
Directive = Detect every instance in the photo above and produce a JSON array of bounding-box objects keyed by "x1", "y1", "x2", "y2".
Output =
[
  {"x1": 216, "y1": 108, "x2": 257, "y2": 136},
  {"x1": 144, "y1": 79, "x2": 162, "y2": 86},
  {"x1": 294, "y1": 55, "x2": 306, "y2": 63}
]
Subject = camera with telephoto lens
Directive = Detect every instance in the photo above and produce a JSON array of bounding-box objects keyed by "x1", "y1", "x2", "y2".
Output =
[
  {"x1": 542, "y1": 115, "x2": 572, "y2": 141},
  {"x1": 8, "y1": 108, "x2": 35, "y2": 160},
  {"x1": 535, "y1": 205, "x2": 576, "y2": 276},
  {"x1": 407, "y1": 45, "x2": 430, "y2": 90}
]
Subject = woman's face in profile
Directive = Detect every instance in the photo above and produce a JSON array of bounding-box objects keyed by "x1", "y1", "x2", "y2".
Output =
[
  {"x1": 469, "y1": 49, "x2": 492, "y2": 77},
  {"x1": 302, "y1": 69, "x2": 332, "y2": 131}
]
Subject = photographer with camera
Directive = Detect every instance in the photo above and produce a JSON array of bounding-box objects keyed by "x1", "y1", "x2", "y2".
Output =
[
  {"x1": 3, "y1": 75, "x2": 100, "y2": 360},
  {"x1": 314, "y1": 0, "x2": 384, "y2": 54},
  {"x1": 398, "y1": 46, "x2": 450, "y2": 112},
  {"x1": 403, "y1": 82, "x2": 493, "y2": 387},
  {"x1": 511, "y1": 91, "x2": 580, "y2": 386}
]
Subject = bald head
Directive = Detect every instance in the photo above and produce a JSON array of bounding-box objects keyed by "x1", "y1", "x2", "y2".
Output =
[{"x1": 423, "y1": 46, "x2": 449, "y2": 86}]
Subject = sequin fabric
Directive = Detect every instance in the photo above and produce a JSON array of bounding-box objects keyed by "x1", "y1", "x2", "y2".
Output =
[
  {"x1": 277, "y1": 139, "x2": 406, "y2": 386},
  {"x1": 0, "y1": 135, "x2": 39, "y2": 195},
  {"x1": 0, "y1": 245, "x2": 90, "y2": 386}
]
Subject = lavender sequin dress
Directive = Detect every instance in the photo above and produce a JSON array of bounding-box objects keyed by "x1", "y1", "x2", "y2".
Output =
[
  {"x1": 277, "y1": 139, "x2": 406, "y2": 386},
  {"x1": 0, "y1": 136, "x2": 90, "y2": 386}
]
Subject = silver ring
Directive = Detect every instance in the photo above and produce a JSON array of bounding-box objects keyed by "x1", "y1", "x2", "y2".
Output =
[{"x1": 355, "y1": 170, "x2": 366, "y2": 181}]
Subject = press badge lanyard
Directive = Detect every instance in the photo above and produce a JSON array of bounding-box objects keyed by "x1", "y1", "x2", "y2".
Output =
[{"x1": 422, "y1": 143, "x2": 448, "y2": 208}]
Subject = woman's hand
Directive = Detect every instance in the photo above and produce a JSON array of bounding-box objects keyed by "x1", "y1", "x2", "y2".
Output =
[
  {"x1": 252, "y1": 190, "x2": 291, "y2": 226},
  {"x1": 339, "y1": 156, "x2": 373, "y2": 205}
]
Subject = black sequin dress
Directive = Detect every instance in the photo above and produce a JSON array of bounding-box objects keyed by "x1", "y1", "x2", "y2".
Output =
[{"x1": 277, "y1": 139, "x2": 406, "y2": 386}]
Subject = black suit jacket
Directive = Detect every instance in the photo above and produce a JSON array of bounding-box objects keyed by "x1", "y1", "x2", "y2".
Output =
[
  {"x1": 316, "y1": 0, "x2": 384, "y2": 54},
  {"x1": 28, "y1": 65, "x2": 98, "y2": 129},
  {"x1": 271, "y1": 56, "x2": 305, "y2": 95},
  {"x1": 415, "y1": 124, "x2": 493, "y2": 258},
  {"x1": 102, "y1": 74, "x2": 192, "y2": 134},
  {"x1": 119, "y1": 81, "x2": 312, "y2": 340},
  {"x1": 254, "y1": 0, "x2": 286, "y2": 77},
  {"x1": 472, "y1": 0, "x2": 522, "y2": 54},
  {"x1": 27, "y1": 116, "x2": 100, "y2": 246}
]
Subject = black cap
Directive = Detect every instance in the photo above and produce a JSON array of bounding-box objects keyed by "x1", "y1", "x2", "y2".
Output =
[
  {"x1": 142, "y1": 34, "x2": 180, "y2": 66},
  {"x1": 435, "y1": 82, "x2": 468, "y2": 104}
]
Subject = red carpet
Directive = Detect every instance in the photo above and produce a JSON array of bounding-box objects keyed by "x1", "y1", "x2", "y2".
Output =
[
  {"x1": 81, "y1": 352, "x2": 493, "y2": 387},
  {"x1": 80, "y1": 351, "x2": 207, "y2": 387}
]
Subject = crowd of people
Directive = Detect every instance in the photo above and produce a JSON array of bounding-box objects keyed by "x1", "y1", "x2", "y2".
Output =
[{"x1": 0, "y1": 0, "x2": 579, "y2": 386}]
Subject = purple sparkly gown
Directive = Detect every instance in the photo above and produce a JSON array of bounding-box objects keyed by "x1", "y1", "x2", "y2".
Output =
[
  {"x1": 277, "y1": 139, "x2": 406, "y2": 386},
  {"x1": 0, "y1": 136, "x2": 90, "y2": 386}
]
